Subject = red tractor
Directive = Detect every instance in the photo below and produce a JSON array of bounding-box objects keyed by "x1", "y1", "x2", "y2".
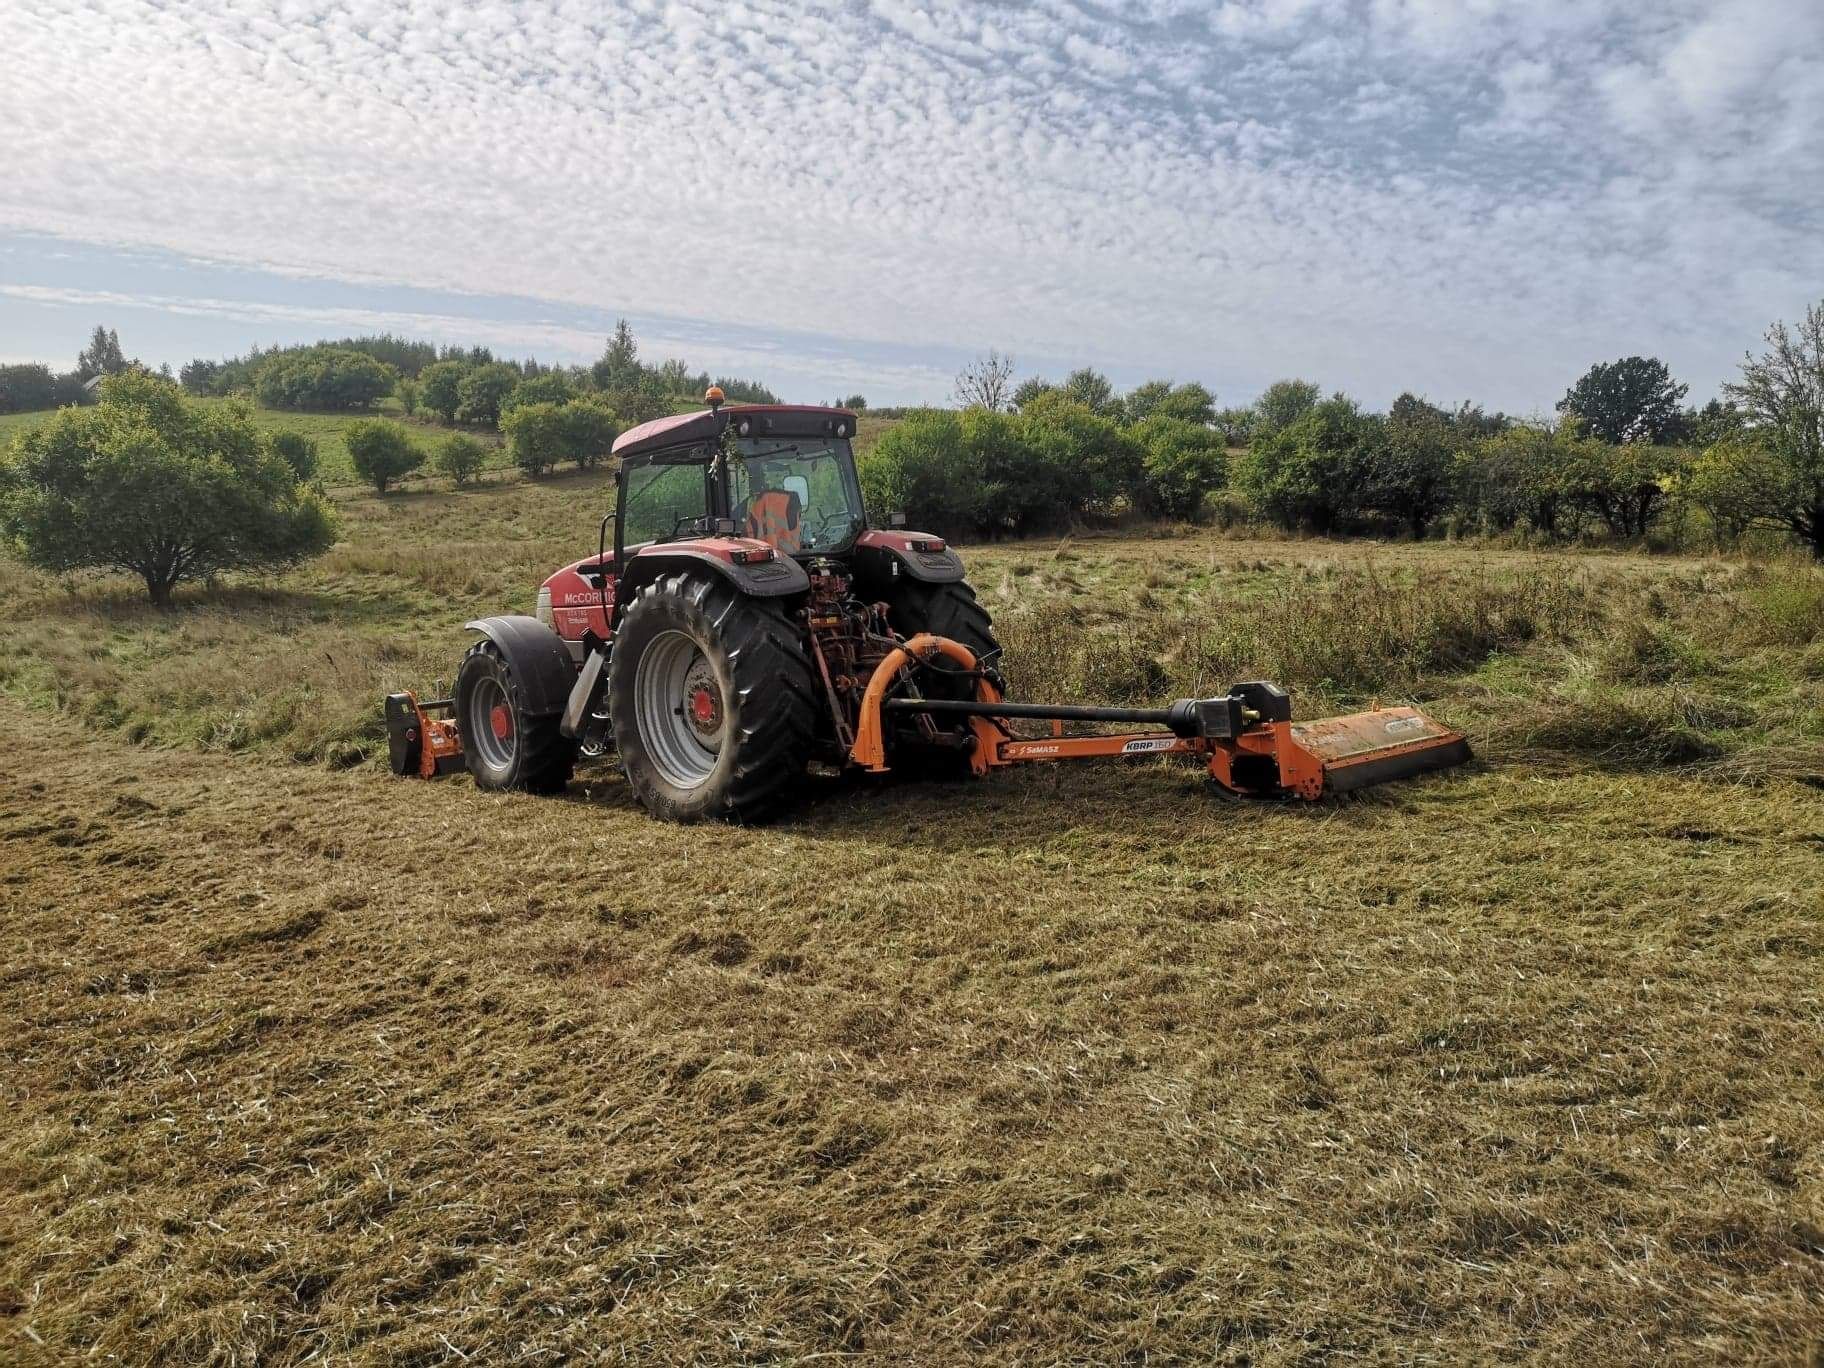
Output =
[{"x1": 387, "y1": 390, "x2": 1469, "y2": 821}]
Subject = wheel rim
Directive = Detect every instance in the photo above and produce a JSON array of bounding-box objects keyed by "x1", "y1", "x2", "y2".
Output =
[
  {"x1": 468, "y1": 675, "x2": 517, "y2": 771},
  {"x1": 634, "y1": 629, "x2": 724, "y2": 789}
]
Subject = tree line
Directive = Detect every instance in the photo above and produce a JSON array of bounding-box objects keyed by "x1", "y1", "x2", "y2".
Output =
[{"x1": 868, "y1": 306, "x2": 1824, "y2": 559}]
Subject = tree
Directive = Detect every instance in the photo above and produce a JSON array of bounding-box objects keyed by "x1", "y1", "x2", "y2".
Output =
[
  {"x1": 0, "y1": 372, "x2": 334, "y2": 605},
  {"x1": 838, "y1": 393, "x2": 867, "y2": 411},
  {"x1": 76, "y1": 325, "x2": 128, "y2": 380},
  {"x1": 270, "y1": 431, "x2": 319, "y2": 482},
  {"x1": 592, "y1": 319, "x2": 642, "y2": 392},
  {"x1": 1376, "y1": 394, "x2": 1462, "y2": 537},
  {"x1": 1011, "y1": 377, "x2": 1056, "y2": 411},
  {"x1": 1134, "y1": 416, "x2": 1227, "y2": 520},
  {"x1": 1124, "y1": 380, "x2": 1215, "y2": 427},
  {"x1": 1459, "y1": 420, "x2": 1588, "y2": 536},
  {"x1": 345, "y1": 418, "x2": 423, "y2": 493},
  {"x1": 0, "y1": 364, "x2": 84, "y2": 414},
  {"x1": 1234, "y1": 394, "x2": 1383, "y2": 532},
  {"x1": 561, "y1": 398, "x2": 620, "y2": 469},
  {"x1": 954, "y1": 350, "x2": 1016, "y2": 411},
  {"x1": 857, "y1": 410, "x2": 983, "y2": 537},
  {"x1": 502, "y1": 402, "x2": 570, "y2": 477},
  {"x1": 254, "y1": 347, "x2": 397, "y2": 412},
  {"x1": 1562, "y1": 439, "x2": 1686, "y2": 537},
  {"x1": 1252, "y1": 379, "x2": 1321, "y2": 438},
  {"x1": 1213, "y1": 406, "x2": 1255, "y2": 446},
  {"x1": 604, "y1": 374, "x2": 670, "y2": 425},
  {"x1": 1559, "y1": 356, "x2": 1690, "y2": 445},
  {"x1": 434, "y1": 433, "x2": 487, "y2": 487},
  {"x1": 419, "y1": 361, "x2": 468, "y2": 424},
  {"x1": 1714, "y1": 300, "x2": 1824, "y2": 558},
  {"x1": 1018, "y1": 390, "x2": 1146, "y2": 517},
  {"x1": 455, "y1": 363, "x2": 521, "y2": 428},
  {"x1": 964, "y1": 406, "x2": 1061, "y2": 535},
  {"x1": 1689, "y1": 398, "x2": 1745, "y2": 449},
  {"x1": 1059, "y1": 367, "x2": 1118, "y2": 416},
  {"x1": 504, "y1": 371, "x2": 576, "y2": 415},
  {"x1": 396, "y1": 377, "x2": 420, "y2": 416}
]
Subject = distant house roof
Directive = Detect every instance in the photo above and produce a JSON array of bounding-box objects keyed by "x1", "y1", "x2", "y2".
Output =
[{"x1": 82, "y1": 374, "x2": 104, "y2": 394}]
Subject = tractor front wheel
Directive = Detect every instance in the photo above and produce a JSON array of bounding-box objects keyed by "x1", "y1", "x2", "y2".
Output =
[
  {"x1": 454, "y1": 639, "x2": 578, "y2": 793},
  {"x1": 608, "y1": 572, "x2": 818, "y2": 823}
]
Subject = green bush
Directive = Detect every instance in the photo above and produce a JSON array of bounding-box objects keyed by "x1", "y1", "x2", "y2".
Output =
[
  {"x1": 455, "y1": 363, "x2": 521, "y2": 428},
  {"x1": 1018, "y1": 391, "x2": 1145, "y2": 518},
  {"x1": 561, "y1": 398, "x2": 620, "y2": 469},
  {"x1": 434, "y1": 433, "x2": 487, "y2": 487},
  {"x1": 1134, "y1": 415, "x2": 1226, "y2": 520},
  {"x1": 502, "y1": 402, "x2": 569, "y2": 477},
  {"x1": 1234, "y1": 395, "x2": 1383, "y2": 532},
  {"x1": 253, "y1": 347, "x2": 396, "y2": 412},
  {"x1": 270, "y1": 431, "x2": 319, "y2": 483},
  {"x1": 419, "y1": 360, "x2": 468, "y2": 424},
  {"x1": 344, "y1": 418, "x2": 423, "y2": 493},
  {"x1": 858, "y1": 409, "x2": 982, "y2": 537},
  {"x1": 503, "y1": 371, "x2": 576, "y2": 415}
]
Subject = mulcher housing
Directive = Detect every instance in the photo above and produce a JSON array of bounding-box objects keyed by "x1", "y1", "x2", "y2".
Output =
[{"x1": 386, "y1": 390, "x2": 1470, "y2": 820}]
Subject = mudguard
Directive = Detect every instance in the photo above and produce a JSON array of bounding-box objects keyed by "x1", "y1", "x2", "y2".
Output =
[
  {"x1": 620, "y1": 547, "x2": 810, "y2": 599},
  {"x1": 463, "y1": 615, "x2": 578, "y2": 716},
  {"x1": 851, "y1": 530, "x2": 966, "y2": 588}
]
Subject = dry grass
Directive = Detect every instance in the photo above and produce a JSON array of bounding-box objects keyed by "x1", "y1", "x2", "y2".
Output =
[{"x1": 1, "y1": 489, "x2": 1822, "y2": 1363}]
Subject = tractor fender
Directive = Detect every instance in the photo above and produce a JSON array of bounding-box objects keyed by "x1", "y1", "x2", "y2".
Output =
[
  {"x1": 851, "y1": 531, "x2": 966, "y2": 589},
  {"x1": 618, "y1": 547, "x2": 810, "y2": 600},
  {"x1": 462, "y1": 615, "x2": 578, "y2": 716}
]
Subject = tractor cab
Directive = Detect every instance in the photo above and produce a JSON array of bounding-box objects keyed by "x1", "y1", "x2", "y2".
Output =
[{"x1": 612, "y1": 399, "x2": 867, "y2": 563}]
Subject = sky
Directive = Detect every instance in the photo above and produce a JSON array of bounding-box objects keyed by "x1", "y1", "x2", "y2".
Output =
[{"x1": 2, "y1": 0, "x2": 1821, "y2": 410}]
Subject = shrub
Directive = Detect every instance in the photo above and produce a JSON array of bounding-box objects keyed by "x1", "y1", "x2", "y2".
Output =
[
  {"x1": 858, "y1": 409, "x2": 982, "y2": 537},
  {"x1": 502, "y1": 402, "x2": 569, "y2": 477},
  {"x1": 0, "y1": 372, "x2": 335, "y2": 604},
  {"x1": 456, "y1": 363, "x2": 521, "y2": 428},
  {"x1": 1018, "y1": 391, "x2": 1145, "y2": 518},
  {"x1": 561, "y1": 398, "x2": 620, "y2": 469},
  {"x1": 434, "y1": 434, "x2": 487, "y2": 486},
  {"x1": 1134, "y1": 415, "x2": 1226, "y2": 520},
  {"x1": 419, "y1": 360, "x2": 468, "y2": 424},
  {"x1": 1234, "y1": 395, "x2": 1383, "y2": 532},
  {"x1": 270, "y1": 431, "x2": 319, "y2": 482},
  {"x1": 344, "y1": 418, "x2": 423, "y2": 493},
  {"x1": 253, "y1": 347, "x2": 396, "y2": 412},
  {"x1": 503, "y1": 372, "x2": 576, "y2": 415}
]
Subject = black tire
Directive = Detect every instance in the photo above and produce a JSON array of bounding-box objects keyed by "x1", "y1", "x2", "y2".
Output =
[
  {"x1": 454, "y1": 640, "x2": 578, "y2": 793},
  {"x1": 608, "y1": 572, "x2": 818, "y2": 823},
  {"x1": 883, "y1": 579, "x2": 1003, "y2": 776},
  {"x1": 884, "y1": 578, "x2": 1002, "y2": 675}
]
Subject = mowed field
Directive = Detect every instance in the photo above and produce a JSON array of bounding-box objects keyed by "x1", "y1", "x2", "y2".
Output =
[{"x1": 1, "y1": 467, "x2": 1822, "y2": 1362}]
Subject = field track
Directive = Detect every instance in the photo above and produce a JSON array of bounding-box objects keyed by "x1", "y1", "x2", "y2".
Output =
[{"x1": 1, "y1": 697, "x2": 1821, "y2": 1362}]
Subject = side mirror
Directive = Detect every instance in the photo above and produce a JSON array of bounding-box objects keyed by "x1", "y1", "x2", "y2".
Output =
[{"x1": 889, "y1": 510, "x2": 908, "y2": 528}]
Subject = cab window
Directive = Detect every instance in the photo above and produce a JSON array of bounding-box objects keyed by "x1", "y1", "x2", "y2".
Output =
[
  {"x1": 728, "y1": 439, "x2": 864, "y2": 554},
  {"x1": 621, "y1": 459, "x2": 708, "y2": 547}
]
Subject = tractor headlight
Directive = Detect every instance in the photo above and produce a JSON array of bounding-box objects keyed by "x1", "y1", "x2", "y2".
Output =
[{"x1": 535, "y1": 585, "x2": 553, "y2": 628}]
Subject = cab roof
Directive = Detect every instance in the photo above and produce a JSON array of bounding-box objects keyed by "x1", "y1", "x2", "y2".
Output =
[{"x1": 612, "y1": 404, "x2": 859, "y2": 461}]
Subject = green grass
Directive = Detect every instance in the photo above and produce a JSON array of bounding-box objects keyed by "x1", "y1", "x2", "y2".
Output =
[{"x1": 0, "y1": 483, "x2": 1819, "y2": 1361}]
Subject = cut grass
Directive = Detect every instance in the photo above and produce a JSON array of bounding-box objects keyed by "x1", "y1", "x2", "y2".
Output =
[{"x1": 0, "y1": 483, "x2": 1820, "y2": 1362}]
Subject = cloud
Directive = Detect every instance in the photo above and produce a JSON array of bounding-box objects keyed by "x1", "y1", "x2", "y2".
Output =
[{"x1": 1, "y1": 0, "x2": 1820, "y2": 407}]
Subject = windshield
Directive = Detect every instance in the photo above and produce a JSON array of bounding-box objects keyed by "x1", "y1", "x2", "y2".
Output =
[{"x1": 729, "y1": 437, "x2": 865, "y2": 554}]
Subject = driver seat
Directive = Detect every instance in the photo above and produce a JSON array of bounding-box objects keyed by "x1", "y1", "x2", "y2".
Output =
[{"x1": 747, "y1": 489, "x2": 803, "y2": 553}]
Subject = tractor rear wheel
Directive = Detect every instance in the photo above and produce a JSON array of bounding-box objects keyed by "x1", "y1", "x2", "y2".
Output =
[
  {"x1": 885, "y1": 579, "x2": 1001, "y2": 676},
  {"x1": 454, "y1": 639, "x2": 578, "y2": 793},
  {"x1": 608, "y1": 572, "x2": 818, "y2": 823}
]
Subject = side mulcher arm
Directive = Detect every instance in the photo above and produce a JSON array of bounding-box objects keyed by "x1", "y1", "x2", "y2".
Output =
[{"x1": 851, "y1": 634, "x2": 1470, "y2": 799}]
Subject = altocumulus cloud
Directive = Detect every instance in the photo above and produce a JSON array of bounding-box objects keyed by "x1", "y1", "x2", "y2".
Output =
[{"x1": 2, "y1": 0, "x2": 1821, "y2": 406}]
